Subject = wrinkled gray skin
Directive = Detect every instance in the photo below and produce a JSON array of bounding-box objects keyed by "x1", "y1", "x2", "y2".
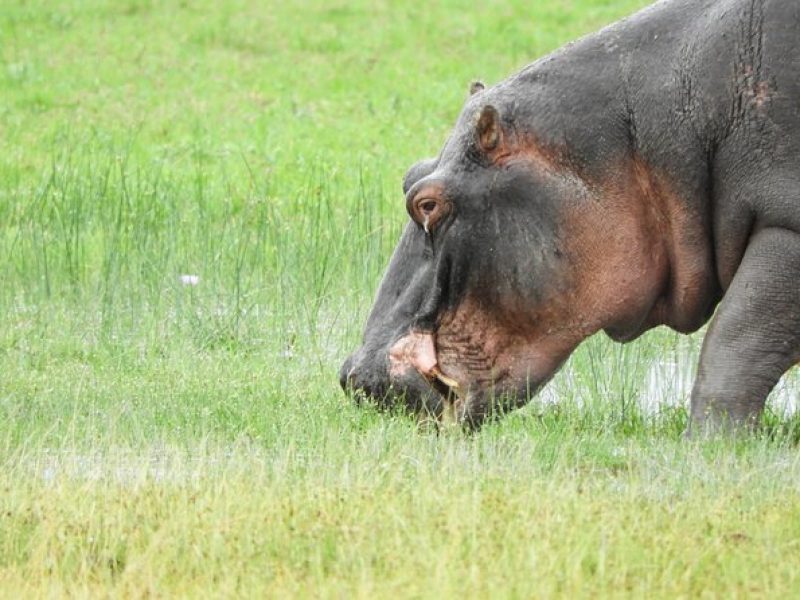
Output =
[{"x1": 341, "y1": 0, "x2": 800, "y2": 434}]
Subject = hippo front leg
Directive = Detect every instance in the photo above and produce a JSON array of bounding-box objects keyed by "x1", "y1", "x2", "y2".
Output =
[{"x1": 688, "y1": 228, "x2": 800, "y2": 435}]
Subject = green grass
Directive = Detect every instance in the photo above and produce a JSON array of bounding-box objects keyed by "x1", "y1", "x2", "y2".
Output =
[{"x1": 1, "y1": 0, "x2": 800, "y2": 597}]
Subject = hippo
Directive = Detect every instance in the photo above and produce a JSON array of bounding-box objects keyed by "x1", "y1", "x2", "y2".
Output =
[{"x1": 340, "y1": 0, "x2": 800, "y2": 433}]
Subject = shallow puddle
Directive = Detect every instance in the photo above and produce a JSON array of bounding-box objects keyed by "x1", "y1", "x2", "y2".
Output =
[{"x1": 641, "y1": 358, "x2": 798, "y2": 415}]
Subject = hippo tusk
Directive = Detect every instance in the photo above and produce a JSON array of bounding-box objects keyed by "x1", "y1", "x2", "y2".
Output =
[{"x1": 431, "y1": 366, "x2": 460, "y2": 390}]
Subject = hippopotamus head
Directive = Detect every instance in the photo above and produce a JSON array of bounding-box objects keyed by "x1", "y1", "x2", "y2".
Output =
[{"x1": 340, "y1": 81, "x2": 673, "y2": 428}]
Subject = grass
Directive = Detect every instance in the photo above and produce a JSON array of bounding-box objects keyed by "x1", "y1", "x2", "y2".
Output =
[{"x1": 1, "y1": 0, "x2": 799, "y2": 597}]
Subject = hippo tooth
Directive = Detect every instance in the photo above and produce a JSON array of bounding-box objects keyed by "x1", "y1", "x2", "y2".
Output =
[{"x1": 431, "y1": 367, "x2": 460, "y2": 390}]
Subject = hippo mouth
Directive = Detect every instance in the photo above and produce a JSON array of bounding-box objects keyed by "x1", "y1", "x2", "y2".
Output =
[
  {"x1": 387, "y1": 330, "x2": 473, "y2": 426},
  {"x1": 388, "y1": 331, "x2": 459, "y2": 386},
  {"x1": 420, "y1": 365, "x2": 464, "y2": 425},
  {"x1": 343, "y1": 305, "x2": 576, "y2": 428},
  {"x1": 340, "y1": 332, "x2": 462, "y2": 425}
]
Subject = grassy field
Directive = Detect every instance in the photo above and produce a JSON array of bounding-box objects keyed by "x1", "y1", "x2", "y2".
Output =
[{"x1": 2, "y1": 0, "x2": 800, "y2": 597}]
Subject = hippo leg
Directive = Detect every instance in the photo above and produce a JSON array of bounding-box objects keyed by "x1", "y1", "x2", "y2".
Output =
[{"x1": 688, "y1": 228, "x2": 800, "y2": 435}]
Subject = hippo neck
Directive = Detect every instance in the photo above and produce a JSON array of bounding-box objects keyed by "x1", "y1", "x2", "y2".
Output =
[
  {"x1": 488, "y1": 8, "x2": 723, "y2": 340},
  {"x1": 561, "y1": 154, "x2": 719, "y2": 342}
]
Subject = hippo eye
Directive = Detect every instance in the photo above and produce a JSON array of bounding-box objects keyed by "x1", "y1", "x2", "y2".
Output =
[
  {"x1": 411, "y1": 196, "x2": 449, "y2": 234},
  {"x1": 419, "y1": 200, "x2": 437, "y2": 215}
]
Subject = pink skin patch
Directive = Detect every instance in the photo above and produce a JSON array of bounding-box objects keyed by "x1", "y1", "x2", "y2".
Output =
[
  {"x1": 388, "y1": 331, "x2": 438, "y2": 379},
  {"x1": 389, "y1": 331, "x2": 462, "y2": 399}
]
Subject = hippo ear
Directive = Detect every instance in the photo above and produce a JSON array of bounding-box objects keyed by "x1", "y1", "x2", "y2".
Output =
[
  {"x1": 476, "y1": 104, "x2": 501, "y2": 152},
  {"x1": 469, "y1": 80, "x2": 485, "y2": 96}
]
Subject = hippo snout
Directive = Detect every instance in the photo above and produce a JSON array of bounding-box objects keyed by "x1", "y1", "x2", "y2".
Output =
[
  {"x1": 338, "y1": 355, "x2": 380, "y2": 399},
  {"x1": 339, "y1": 347, "x2": 445, "y2": 417},
  {"x1": 339, "y1": 350, "x2": 390, "y2": 403},
  {"x1": 338, "y1": 353, "x2": 355, "y2": 392}
]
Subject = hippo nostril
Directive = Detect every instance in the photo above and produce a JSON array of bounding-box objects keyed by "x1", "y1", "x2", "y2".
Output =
[{"x1": 339, "y1": 355, "x2": 385, "y2": 402}]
